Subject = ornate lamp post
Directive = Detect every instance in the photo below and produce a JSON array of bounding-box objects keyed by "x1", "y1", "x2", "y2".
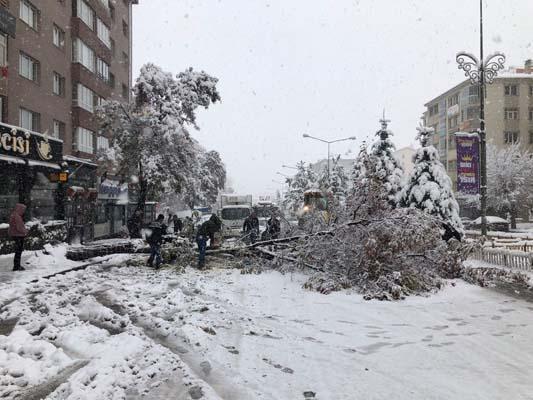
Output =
[{"x1": 456, "y1": 0, "x2": 505, "y2": 236}]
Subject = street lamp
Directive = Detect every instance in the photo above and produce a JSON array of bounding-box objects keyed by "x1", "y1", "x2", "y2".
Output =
[
  {"x1": 302, "y1": 134, "x2": 356, "y2": 181},
  {"x1": 456, "y1": 0, "x2": 505, "y2": 236}
]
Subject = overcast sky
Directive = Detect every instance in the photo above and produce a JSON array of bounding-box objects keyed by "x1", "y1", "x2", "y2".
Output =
[{"x1": 133, "y1": 0, "x2": 532, "y2": 196}]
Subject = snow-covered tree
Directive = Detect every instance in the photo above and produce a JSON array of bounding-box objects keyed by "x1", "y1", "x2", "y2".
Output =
[
  {"x1": 370, "y1": 117, "x2": 404, "y2": 206},
  {"x1": 282, "y1": 162, "x2": 317, "y2": 213},
  {"x1": 97, "y1": 63, "x2": 222, "y2": 237},
  {"x1": 350, "y1": 141, "x2": 369, "y2": 194},
  {"x1": 399, "y1": 124, "x2": 463, "y2": 235},
  {"x1": 318, "y1": 155, "x2": 349, "y2": 202},
  {"x1": 486, "y1": 142, "x2": 533, "y2": 228}
]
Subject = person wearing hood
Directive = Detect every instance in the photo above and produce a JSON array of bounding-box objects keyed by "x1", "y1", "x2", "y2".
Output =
[
  {"x1": 8, "y1": 203, "x2": 29, "y2": 271},
  {"x1": 196, "y1": 214, "x2": 222, "y2": 268}
]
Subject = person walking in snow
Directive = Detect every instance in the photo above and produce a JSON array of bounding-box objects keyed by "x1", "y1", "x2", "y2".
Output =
[
  {"x1": 243, "y1": 212, "x2": 260, "y2": 244},
  {"x1": 146, "y1": 214, "x2": 167, "y2": 269},
  {"x1": 173, "y1": 215, "x2": 183, "y2": 234},
  {"x1": 266, "y1": 214, "x2": 281, "y2": 240},
  {"x1": 8, "y1": 203, "x2": 29, "y2": 271},
  {"x1": 196, "y1": 214, "x2": 222, "y2": 269}
]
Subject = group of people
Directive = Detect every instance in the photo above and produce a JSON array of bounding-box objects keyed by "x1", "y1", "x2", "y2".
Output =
[
  {"x1": 145, "y1": 212, "x2": 222, "y2": 269},
  {"x1": 242, "y1": 212, "x2": 281, "y2": 244},
  {"x1": 4, "y1": 203, "x2": 281, "y2": 272}
]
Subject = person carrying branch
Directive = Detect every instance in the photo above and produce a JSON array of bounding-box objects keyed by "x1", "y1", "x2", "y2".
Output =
[{"x1": 196, "y1": 214, "x2": 222, "y2": 269}]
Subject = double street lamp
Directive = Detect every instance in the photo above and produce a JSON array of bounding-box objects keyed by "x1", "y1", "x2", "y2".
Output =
[
  {"x1": 456, "y1": 0, "x2": 505, "y2": 236},
  {"x1": 302, "y1": 134, "x2": 356, "y2": 181}
]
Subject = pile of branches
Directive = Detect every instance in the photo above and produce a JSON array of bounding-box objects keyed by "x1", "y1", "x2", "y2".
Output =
[{"x1": 295, "y1": 208, "x2": 466, "y2": 300}]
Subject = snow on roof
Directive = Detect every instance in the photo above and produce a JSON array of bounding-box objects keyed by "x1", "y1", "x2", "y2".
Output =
[
  {"x1": 455, "y1": 132, "x2": 479, "y2": 138},
  {"x1": 27, "y1": 160, "x2": 61, "y2": 170},
  {"x1": 63, "y1": 155, "x2": 98, "y2": 166},
  {"x1": 222, "y1": 204, "x2": 251, "y2": 209}
]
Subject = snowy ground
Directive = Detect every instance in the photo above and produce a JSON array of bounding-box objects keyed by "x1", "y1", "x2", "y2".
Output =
[{"x1": 0, "y1": 256, "x2": 533, "y2": 399}]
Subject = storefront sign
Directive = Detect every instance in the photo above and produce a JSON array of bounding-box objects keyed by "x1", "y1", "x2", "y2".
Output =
[
  {"x1": 99, "y1": 179, "x2": 128, "y2": 200},
  {"x1": 0, "y1": 7, "x2": 16, "y2": 38},
  {"x1": 0, "y1": 123, "x2": 62, "y2": 164},
  {"x1": 455, "y1": 133, "x2": 480, "y2": 195}
]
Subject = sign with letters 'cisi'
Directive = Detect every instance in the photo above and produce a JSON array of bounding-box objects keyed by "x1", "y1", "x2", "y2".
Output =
[
  {"x1": 0, "y1": 122, "x2": 63, "y2": 164},
  {"x1": 455, "y1": 132, "x2": 480, "y2": 195}
]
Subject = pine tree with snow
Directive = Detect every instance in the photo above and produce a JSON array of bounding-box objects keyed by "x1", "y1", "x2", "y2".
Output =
[
  {"x1": 326, "y1": 156, "x2": 349, "y2": 201},
  {"x1": 350, "y1": 141, "x2": 369, "y2": 194},
  {"x1": 399, "y1": 124, "x2": 463, "y2": 236},
  {"x1": 370, "y1": 116, "x2": 404, "y2": 206}
]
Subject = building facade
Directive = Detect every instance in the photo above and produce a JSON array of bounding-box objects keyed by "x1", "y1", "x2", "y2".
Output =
[
  {"x1": 0, "y1": 0, "x2": 136, "y2": 240},
  {"x1": 424, "y1": 61, "x2": 533, "y2": 192}
]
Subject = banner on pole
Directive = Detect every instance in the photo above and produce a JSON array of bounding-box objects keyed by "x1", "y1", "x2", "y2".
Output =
[{"x1": 455, "y1": 132, "x2": 480, "y2": 195}]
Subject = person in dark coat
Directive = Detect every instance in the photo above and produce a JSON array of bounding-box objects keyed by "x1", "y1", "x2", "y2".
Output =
[
  {"x1": 196, "y1": 214, "x2": 222, "y2": 268},
  {"x1": 173, "y1": 215, "x2": 183, "y2": 234},
  {"x1": 442, "y1": 222, "x2": 462, "y2": 242},
  {"x1": 8, "y1": 203, "x2": 28, "y2": 271},
  {"x1": 243, "y1": 212, "x2": 260, "y2": 244},
  {"x1": 146, "y1": 214, "x2": 167, "y2": 269},
  {"x1": 266, "y1": 215, "x2": 281, "y2": 240}
]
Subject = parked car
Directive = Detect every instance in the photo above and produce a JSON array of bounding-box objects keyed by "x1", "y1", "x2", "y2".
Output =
[{"x1": 471, "y1": 216, "x2": 509, "y2": 232}]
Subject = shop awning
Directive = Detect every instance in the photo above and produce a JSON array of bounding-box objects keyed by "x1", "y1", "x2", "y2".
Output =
[
  {"x1": 0, "y1": 154, "x2": 26, "y2": 165},
  {"x1": 27, "y1": 160, "x2": 61, "y2": 170}
]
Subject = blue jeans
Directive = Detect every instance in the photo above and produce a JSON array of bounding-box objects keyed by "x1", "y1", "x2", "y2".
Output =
[
  {"x1": 196, "y1": 235, "x2": 207, "y2": 267},
  {"x1": 147, "y1": 242, "x2": 162, "y2": 268}
]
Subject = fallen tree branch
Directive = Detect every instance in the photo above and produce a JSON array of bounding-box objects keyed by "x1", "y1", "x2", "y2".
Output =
[{"x1": 253, "y1": 246, "x2": 324, "y2": 272}]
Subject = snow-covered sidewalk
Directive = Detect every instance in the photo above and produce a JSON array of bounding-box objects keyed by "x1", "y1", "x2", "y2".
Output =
[{"x1": 1, "y1": 261, "x2": 532, "y2": 399}]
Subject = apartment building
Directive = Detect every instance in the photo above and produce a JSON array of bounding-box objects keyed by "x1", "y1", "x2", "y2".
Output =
[
  {"x1": 424, "y1": 60, "x2": 533, "y2": 192},
  {"x1": 0, "y1": 0, "x2": 136, "y2": 236}
]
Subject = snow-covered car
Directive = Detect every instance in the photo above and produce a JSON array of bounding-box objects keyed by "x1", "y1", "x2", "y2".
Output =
[{"x1": 471, "y1": 216, "x2": 509, "y2": 232}]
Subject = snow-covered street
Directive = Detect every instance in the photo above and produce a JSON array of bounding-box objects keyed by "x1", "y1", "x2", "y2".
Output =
[{"x1": 1, "y1": 258, "x2": 532, "y2": 400}]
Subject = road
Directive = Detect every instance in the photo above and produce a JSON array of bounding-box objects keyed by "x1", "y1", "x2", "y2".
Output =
[{"x1": 0, "y1": 257, "x2": 532, "y2": 399}]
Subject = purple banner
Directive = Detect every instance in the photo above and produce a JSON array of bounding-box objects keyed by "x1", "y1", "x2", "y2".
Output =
[{"x1": 455, "y1": 134, "x2": 480, "y2": 195}]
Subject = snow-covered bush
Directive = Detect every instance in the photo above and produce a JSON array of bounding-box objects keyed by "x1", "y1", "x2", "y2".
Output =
[
  {"x1": 399, "y1": 124, "x2": 463, "y2": 236},
  {"x1": 0, "y1": 221, "x2": 67, "y2": 255}
]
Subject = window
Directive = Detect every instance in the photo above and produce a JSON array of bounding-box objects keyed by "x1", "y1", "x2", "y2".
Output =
[
  {"x1": 122, "y1": 20, "x2": 128, "y2": 36},
  {"x1": 97, "y1": 135, "x2": 109, "y2": 151},
  {"x1": 77, "y1": 83, "x2": 94, "y2": 112},
  {"x1": 448, "y1": 94, "x2": 459, "y2": 107},
  {"x1": 76, "y1": 127, "x2": 94, "y2": 153},
  {"x1": 504, "y1": 84, "x2": 519, "y2": 96},
  {"x1": 122, "y1": 83, "x2": 129, "y2": 99},
  {"x1": 529, "y1": 108, "x2": 533, "y2": 121},
  {"x1": 96, "y1": 58, "x2": 109, "y2": 82},
  {"x1": 504, "y1": 108, "x2": 519, "y2": 120},
  {"x1": 52, "y1": 120, "x2": 65, "y2": 139},
  {"x1": 19, "y1": 52, "x2": 39, "y2": 82},
  {"x1": 20, "y1": 1, "x2": 38, "y2": 29},
  {"x1": 95, "y1": 96, "x2": 105, "y2": 108},
  {"x1": 504, "y1": 131, "x2": 520, "y2": 144},
  {"x1": 53, "y1": 25, "x2": 65, "y2": 49},
  {"x1": 73, "y1": 38, "x2": 95, "y2": 72},
  {"x1": 53, "y1": 72, "x2": 65, "y2": 96},
  {"x1": 77, "y1": 0, "x2": 94, "y2": 30},
  {"x1": 110, "y1": 38, "x2": 115, "y2": 56},
  {"x1": 448, "y1": 115, "x2": 458, "y2": 128},
  {"x1": 447, "y1": 160, "x2": 457, "y2": 172},
  {"x1": 466, "y1": 107, "x2": 478, "y2": 120},
  {"x1": 448, "y1": 134, "x2": 456, "y2": 149},
  {"x1": 96, "y1": 18, "x2": 111, "y2": 47},
  {"x1": 530, "y1": 86, "x2": 533, "y2": 97},
  {"x1": 468, "y1": 86, "x2": 479, "y2": 96},
  {"x1": 109, "y1": 72, "x2": 115, "y2": 88},
  {"x1": 19, "y1": 108, "x2": 40, "y2": 132},
  {"x1": 530, "y1": 131, "x2": 533, "y2": 144},
  {"x1": 0, "y1": 34, "x2": 6, "y2": 66},
  {"x1": 428, "y1": 104, "x2": 438, "y2": 117}
]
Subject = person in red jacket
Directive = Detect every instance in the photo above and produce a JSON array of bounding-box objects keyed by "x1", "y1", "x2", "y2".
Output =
[{"x1": 8, "y1": 203, "x2": 28, "y2": 271}]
